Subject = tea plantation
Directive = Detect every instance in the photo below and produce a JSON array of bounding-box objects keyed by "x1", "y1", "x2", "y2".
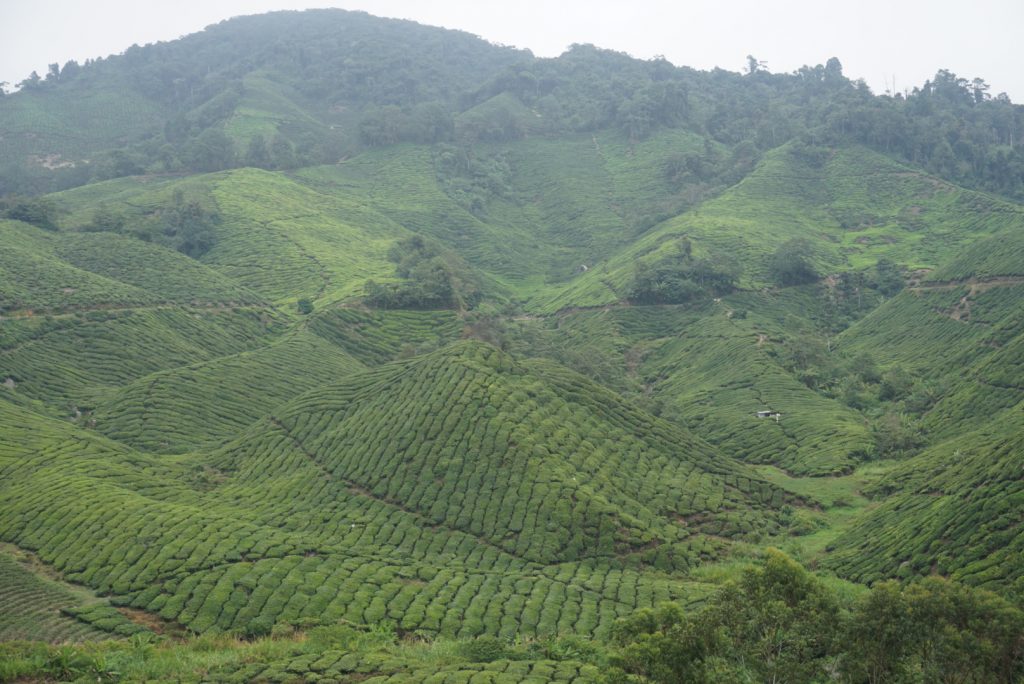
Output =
[{"x1": 3, "y1": 9, "x2": 1024, "y2": 681}]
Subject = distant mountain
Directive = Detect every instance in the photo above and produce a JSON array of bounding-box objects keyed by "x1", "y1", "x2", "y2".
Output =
[{"x1": 2, "y1": 9, "x2": 1022, "y2": 202}]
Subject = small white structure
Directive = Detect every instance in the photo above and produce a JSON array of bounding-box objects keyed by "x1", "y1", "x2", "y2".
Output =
[{"x1": 755, "y1": 410, "x2": 782, "y2": 422}]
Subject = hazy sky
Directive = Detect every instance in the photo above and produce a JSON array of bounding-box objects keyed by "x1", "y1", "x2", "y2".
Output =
[{"x1": 2, "y1": 0, "x2": 1021, "y2": 101}]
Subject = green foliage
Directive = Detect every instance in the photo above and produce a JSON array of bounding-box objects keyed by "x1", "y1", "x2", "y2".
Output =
[
  {"x1": 90, "y1": 330, "x2": 363, "y2": 453},
  {"x1": 769, "y1": 238, "x2": 819, "y2": 286},
  {"x1": 249, "y1": 341, "x2": 791, "y2": 566},
  {"x1": 161, "y1": 189, "x2": 219, "y2": 258},
  {"x1": 534, "y1": 142, "x2": 1023, "y2": 313},
  {"x1": 1, "y1": 196, "x2": 61, "y2": 230},
  {"x1": 0, "y1": 307, "x2": 281, "y2": 411},
  {"x1": 82, "y1": 202, "x2": 128, "y2": 233},
  {"x1": 0, "y1": 625, "x2": 604, "y2": 683},
  {"x1": 4, "y1": 13, "x2": 1024, "y2": 672},
  {"x1": 456, "y1": 636, "x2": 512, "y2": 662},
  {"x1": 869, "y1": 412, "x2": 925, "y2": 459},
  {"x1": 871, "y1": 257, "x2": 904, "y2": 296},
  {"x1": 0, "y1": 217, "x2": 261, "y2": 316},
  {"x1": 842, "y1": 578, "x2": 1024, "y2": 684},
  {"x1": 204, "y1": 167, "x2": 401, "y2": 304},
  {"x1": 0, "y1": 334, "x2": 782, "y2": 644},
  {"x1": 505, "y1": 294, "x2": 889, "y2": 477},
  {"x1": 309, "y1": 308, "x2": 462, "y2": 365},
  {"x1": 0, "y1": 9, "x2": 524, "y2": 192},
  {"x1": 433, "y1": 145, "x2": 514, "y2": 216},
  {"x1": 360, "y1": 102, "x2": 455, "y2": 147},
  {"x1": 242, "y1": 617, "x2": 274, "y2": 640},
  {"x1": 628, "y1": 239, "x2": 738, "y2": 304},
  {"x1": 607, "y1": 552, "x2": 1024, "y2": 684},
  {"x1": 0, "y1": 548, "x2": 135, "y2": 643},
  {"x1": 607, "y1": 603, "x2": 710, "y2": 683},
  {"x1": 4, "y1": 5, "x2": 1022, "y2": 206},
  {"x1": 243, "y1": 133, "x2": 271, "y2": 169},
  {"x1": 705, "y1": 549, "x2": 841, "y2": 682},
  {"x1": 926, "y1": 221, "x2": 1024, "y2": 281},
  {"x1": 608, "y1": 551, "x2": 840, "y2": 683},
  {"x1": 365, "y1": 235, "x2": 481, "y2": 310},
  {"x1": 816, "y1": 273, "x2": 1024, "y2": 598}
]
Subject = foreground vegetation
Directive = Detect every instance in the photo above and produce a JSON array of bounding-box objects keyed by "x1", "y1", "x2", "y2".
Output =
[
  {"x1": 2, "y1": 551, "x2": 1020, "y2": 683},
  {"x1": 608, "y1": 550, "x2": 1024, "y2": 684}
]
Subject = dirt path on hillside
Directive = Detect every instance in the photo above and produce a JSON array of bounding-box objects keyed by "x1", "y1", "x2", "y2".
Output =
[
  {"x1": 908, "y1": 275, "x2": 1024, "y2": 293},
  {"x1": 908, "y1": 276, "x2": 1024, "y2": 323},
  {"x1": 0, "y1": 302, "x2": 274, "y2": 322}
]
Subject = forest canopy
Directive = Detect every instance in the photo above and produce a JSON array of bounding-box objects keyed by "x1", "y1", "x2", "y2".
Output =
[{"x1": 1, "y1": 10, "x2": 1021, "y2": 202}]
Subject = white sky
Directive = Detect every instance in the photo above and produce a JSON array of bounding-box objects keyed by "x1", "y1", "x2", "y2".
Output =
[{"x1": 1, "y1": 0, "x2": 1021, "y2": 101}]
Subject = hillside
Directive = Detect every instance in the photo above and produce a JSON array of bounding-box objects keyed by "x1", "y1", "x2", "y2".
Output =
[
  {"x1": 0, "y1": 343, "x2": 791, "y2": 641},
  {"x1": 818, "y1": 251, "x2": 1024, "y2": 601},
  {"x1": 529, "y1": 144, "x2": 1024, "y2": 312}
]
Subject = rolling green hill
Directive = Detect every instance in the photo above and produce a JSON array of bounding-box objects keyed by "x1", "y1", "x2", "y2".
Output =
[
  {"x1": 0, "y1": 307, "x2": 284, "y2": 415},
  {"x1": 89, "y1": 330, "x2": 365, "y2": 453},
  {"x1": 47, "y1": 166, "x2": 408, "y2": 308},
  {"x1": 823, "y1": 407, "x2": 1024, "y2": 601},
  {"x1": 0, "y1": 9, "x2": 526, "y2": 195},
  {"x1": 505, "y1": 301, "x2": 872, "y2": 476},
  {"x1": 1, "y1": 345, "x2": 779, "y2": 640},
  {"x1": 528, "y1": 144, "x2": 1024, "y2": 313},
  {"x1": 241, "y1": 341, "x2": 793, "y2": 561},
  {"x1": 0, "y1": 545, "x2": 145, "y2": 643}
]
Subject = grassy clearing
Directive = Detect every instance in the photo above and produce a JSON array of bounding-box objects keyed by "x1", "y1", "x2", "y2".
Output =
[
  {"x1": 751, "y1": 461, "x2": 900, "y2": 561},
  {"x1": 0, "y1": 623, "x2": 604, "y2": 683}
]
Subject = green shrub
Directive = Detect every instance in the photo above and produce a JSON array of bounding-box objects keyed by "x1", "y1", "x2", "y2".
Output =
[{"x1": 457, "y1": 635, "x2": 510, "y2": 662}]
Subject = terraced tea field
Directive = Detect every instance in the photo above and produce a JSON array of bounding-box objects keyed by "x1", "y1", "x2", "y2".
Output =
[
  {"x1": 91, "y1": 330, "x2": 365, "y2": 453},
  {"x1": 4, "y1": 142, "x2": 1024, "y2": 653},
  {"x1": 0, "y1": 546, "x2": 143, "y2": 642},
  {"x1": 309, "y1": 308, "x2": 463, "y2": 365},
  {"x1": 820, "y1": 276, "x2": 1024, "y2": 600},
  {"x1": 4, "y1": 16, "x2": 1024, "y2": 676},
  {"x1": 527, "y1": 146, "x2": 1024, "y2": 313},
  {"x1": 3, "y1": 340, "x2": 761, "y2": 641},
  {"x1": 0, "y1": 307, "x2": 285, "y2": 413}
]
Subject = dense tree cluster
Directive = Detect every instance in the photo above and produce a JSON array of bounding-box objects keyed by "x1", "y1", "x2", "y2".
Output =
[
  {"x1": 159, "y1": 190, "x2": 219, "y2": 258},
  {"x1": 628, "y1": 239, "x2": 739, "y2": 304},
  {"x1": 364, "y1": 236, "x2": 481, "y2": 310},
  {"x1": 433, "y1": 145, "x2": 515, "y2": 216},
  {"x1": 1, "y1": 196, "x2": 62, "y2": 230},
  {"x1": 768, "y1": 238, "x2": 819, "y2": 286},
  {"x1": 76, "y1": 188, "x2": 220, "y2": 258},
  {"x1": 607, "y1": 549, "x2": 1024, "y2": 683}
]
